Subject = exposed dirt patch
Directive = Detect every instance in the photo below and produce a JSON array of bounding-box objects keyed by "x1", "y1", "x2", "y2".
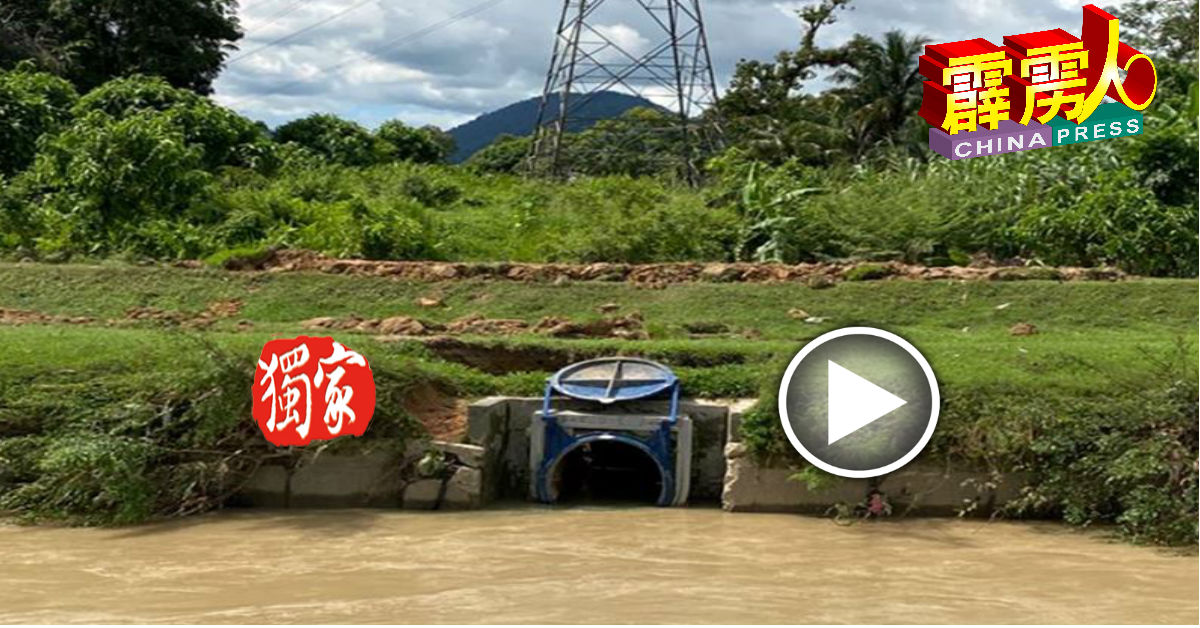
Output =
[
  {"x1": 0, "y1": 308, "x2": 93, "y2": 325},
  {"x1": 1010, "y1": 322, "x2": 1039, "y2": 336},
  {"x1": 119, "y1": 300, "x2": 246, "y2": 329},
  {"x1": 226, "y1": 249, "x2": 1127, "y2": 285},
  {"x1": 416, "y1": 336, "x2": 749, "y2": 374},
  {"x1": 446, "y1": 314, "x2": 529, "y2": 335},
  {"x1": 123, "y1": 306, "x2": 197, "y2": 326},
  {"x1": 403, "y1": 383, "x2": 467, "y2": 440},
  {"x1": 302, "y1": 312, "x2": 648, "y2": 340},
  {"x1": 421, "y1": 336, "x2": 579, "y2": 374},
  {"x1": 205, "y1": 299, "x2": 243, "y2": 318},
  {"x1": 682, "y1": 321, "x2": 731, "y2": 335},
  {"x1": 532, "y1": 313, "x2": 647, "y2": 339},
  {"x1": 0, "y1": 301, "x2": 247, "y2": 329}
]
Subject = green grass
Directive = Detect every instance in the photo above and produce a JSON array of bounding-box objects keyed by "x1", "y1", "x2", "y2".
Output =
[
  {"x1": 1, "y1": 263, "x2": 1193, "y2": 393},
  {"x1": 3, "y1": 262, "x2": 1193, "y2": 331}
]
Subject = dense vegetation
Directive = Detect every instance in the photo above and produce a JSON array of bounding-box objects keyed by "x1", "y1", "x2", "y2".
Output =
[
  {"x1": 0, "y1": 2, "x2": 1194, "y2": 275},
  {"x1": 740, "y1": 347, "x2": 1199, "y2": 546}
]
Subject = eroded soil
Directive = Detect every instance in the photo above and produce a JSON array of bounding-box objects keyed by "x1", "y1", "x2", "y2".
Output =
[{"x1": 187, "y1": 249, "x2": 1126, "y2": 285}]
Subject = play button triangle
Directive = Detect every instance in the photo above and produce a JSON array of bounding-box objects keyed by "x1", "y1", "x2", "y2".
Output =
[{"x1": 827, "y1": 360, "x2": 907, "y2": 445}]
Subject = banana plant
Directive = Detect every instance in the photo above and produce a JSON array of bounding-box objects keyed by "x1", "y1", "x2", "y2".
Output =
[{"x1": 735, "y1": 161, "x2": 825, "y2": 262}]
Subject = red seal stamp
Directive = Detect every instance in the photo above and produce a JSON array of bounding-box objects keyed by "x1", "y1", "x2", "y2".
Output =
[{"x1": 252, "y1": 336, "x2": 375, "y2": 446}]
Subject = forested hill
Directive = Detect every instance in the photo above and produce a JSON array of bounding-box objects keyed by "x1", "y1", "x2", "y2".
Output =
[{"x1": 447, "y1": 91, "x2": 658, "y2": 162}]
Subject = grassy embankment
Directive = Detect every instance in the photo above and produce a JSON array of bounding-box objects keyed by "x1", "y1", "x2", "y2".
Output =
[{"x1": 0, "y1": 262, "x2": 1196, "y2": 542}]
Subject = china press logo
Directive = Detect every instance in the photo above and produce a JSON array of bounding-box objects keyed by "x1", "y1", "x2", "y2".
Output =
[
  {"x1": 252, "y1": 336, "x2": 375, "y2": 446},
  {"x1": 919, "y1": 4, "x2": 1156, "y2": 160}
]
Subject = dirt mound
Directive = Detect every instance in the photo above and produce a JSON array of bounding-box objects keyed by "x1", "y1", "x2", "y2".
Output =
[
  {"x1": 533, "y1": 313, "x2": 647, "y2": 339},
  {"x1": 0, "y1": 301, "x2": 249, "y2": 330},
  {"x1": 445, "y1": 314, "x2": 528, "y2": 335},
  {"x1": 231, "y1": 249, "x2": 1126, "y2": 285},
  {"x1": 304, "y1": 312, "x2": 647, "y2": 340},
  {"x1": 120, "y1": 300, "x2": 246, "y2": 329},
  {"x1": 0, "y1": 308, "x2": 93, "y2": 326},
  {"x1": 205, "y1": 299, "x2": 243, "y2": 318}
]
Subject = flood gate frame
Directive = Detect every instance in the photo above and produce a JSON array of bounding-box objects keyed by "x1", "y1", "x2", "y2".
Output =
[{"x1": 529, "y1": 358, "x2": 692, "y2": 506}]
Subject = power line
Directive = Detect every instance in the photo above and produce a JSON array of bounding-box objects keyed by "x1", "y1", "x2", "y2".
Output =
[
  {"x1": 244, "y1": 0, "x2": 309, "y2": 35},
  {"x1": 228, "y1": 0, "x2": 380, "y2": 65},
  {"x1": 266, "y1": 0, "x2": 508, "y2": 93}
]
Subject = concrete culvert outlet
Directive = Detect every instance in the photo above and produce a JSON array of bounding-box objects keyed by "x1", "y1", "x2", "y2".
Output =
[{"x1": 552, "y1": 440, "x2": 665, "y2": 504}]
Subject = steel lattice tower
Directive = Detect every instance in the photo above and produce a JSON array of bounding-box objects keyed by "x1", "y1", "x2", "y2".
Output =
[{"x1": 528, "y1": 0, "x2": 721, "y2": 181}]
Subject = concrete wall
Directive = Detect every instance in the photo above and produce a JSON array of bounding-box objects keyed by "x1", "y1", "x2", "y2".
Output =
[
  {"x1": 237, "y1": 451, "x2": 404, "y2": 508},
  {"x1": 722, "y1": 442, "x2": 1023, "y2": 515},
  {"x1": 234, "y1": 395, "x2": 1023, "y2": 516},
  {"x1": 720, "y1": 410, "x2": 1025, "y2": 515}
]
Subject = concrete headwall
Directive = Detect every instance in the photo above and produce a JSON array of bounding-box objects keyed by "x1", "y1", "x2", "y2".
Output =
[{"x1": 235, "y1": 395, "x2": 1023, "y2": 516}]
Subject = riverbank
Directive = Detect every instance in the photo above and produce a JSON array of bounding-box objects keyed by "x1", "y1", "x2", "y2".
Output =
[
  {"x1": 0, "y1": 262, "x2": 1195, "y2": 543},
  {"x1": 1, "y1": 508, "x2": 1196, "y2": 624}
]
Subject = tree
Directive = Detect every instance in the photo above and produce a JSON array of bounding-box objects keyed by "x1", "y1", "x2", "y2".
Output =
[
  {"x1": 464, "y1": 134, "x2": 531, "y2": 173},
  {"x1": 717, "y1": 1, "x2": 931, "y2": 165},
  {"x1": 1108, "y1": 0, "x2": 1198, "y2": 62},
  {"x1": 375, "y1": 120, "x2": 454, "y2": 164},
  {"x1": 0, "y1": 63, "x2": 78, "y2": 175},
  {"x1": 275, "y1": 114, "x2": 383, "y2": 167},
  {"x1": 717, "y1": 0, "x2": 853, "y2": 164},
  {"x1": 73, "y1": 75, "x2": 272, "y2": 171},
  {"x1": 0, "y1": 3, "x2": 66, "y2": 74},
  {"x1": 720, "y1": 0, "x2": 850, "y2": 119},
  {"x1": 0, "y1": 0, "x2": 242, "y2": 94},
  {"x1": 818, "y1": 30, "x2": 930, "y2": 160},
  {"x1": 569, "y1": 107, "x2": 689, "y2": 178},
  {"x1": 1106, "y1": 0, "x2": 1199, "y2": 210},
  {"x1": 27, "y1": 109, "x2": 211, "y2": 252}
]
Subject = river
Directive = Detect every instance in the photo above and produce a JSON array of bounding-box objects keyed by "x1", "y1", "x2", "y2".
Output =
[{"x1": 0, "y1": 508, "x2": 1195, "y2": 624}]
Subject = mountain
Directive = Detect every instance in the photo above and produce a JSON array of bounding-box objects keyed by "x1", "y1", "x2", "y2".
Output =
[{"x1": 447, "y1": 91, "x2": 659, "y2": 163}]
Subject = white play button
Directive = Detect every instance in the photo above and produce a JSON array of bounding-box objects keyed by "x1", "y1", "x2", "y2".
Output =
[
  {"x1": 777, "y1": 327, "x2": 940, "y2": 478},
  {"x1": 826, "y1": 360, "x2": 907, "y2": 444}
]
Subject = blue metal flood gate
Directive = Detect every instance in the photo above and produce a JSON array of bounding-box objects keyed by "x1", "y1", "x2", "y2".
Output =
[{"x1": 529, "y1": 357, "x2": 692, "y2": 506}]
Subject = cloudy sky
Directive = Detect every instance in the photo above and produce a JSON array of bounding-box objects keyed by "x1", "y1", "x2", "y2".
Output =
[{"x1": 212, "y1": 0, "x2": 1124, "y2": 131}]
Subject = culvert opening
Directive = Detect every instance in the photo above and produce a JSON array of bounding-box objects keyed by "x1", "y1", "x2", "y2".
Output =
[{"x1": 552, "y1": 440, "x2": 664, "y2": 504}]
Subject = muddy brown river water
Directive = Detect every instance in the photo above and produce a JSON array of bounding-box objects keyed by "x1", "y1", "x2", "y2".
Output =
[{"x1": 0, "y1": 508, "x2": 1195, "y2": 624}]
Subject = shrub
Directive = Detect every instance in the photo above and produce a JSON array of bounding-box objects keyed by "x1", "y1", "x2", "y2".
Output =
[
  {"x1": 0, "y1": 340, "x2": 424, "y2": 525},
  {"x1": 399, "y1": 170, "x2": 462, "y2": 207},
  {"x1": 203, "y1": 244, "x2": 276, "y2": 269},
  {"x1": 540, "y1": 177, "x2": 739, "y2": 263},
  {"x1": 0, "y1": 65, "x2": 79, "y2": 175},
  {"x1": 27, "y1": 110, "x2": 211, "y2": 256},
  {"x1": 376, "y1": 120, "x2": 452, "y2": 164},
  {"x1": 0, "y1": 434, "x2": 158, "y2": 525},
  {"x1": 73, "y1": 75, "x2": 275, "y2": 172},
  {"x1": 705, "y1": 133, "x2": 1199, "y2": 276},
  {"x1": 465, "y1": 134, "x2": 531, "y2": 173},
  {"x1": 843, "y1": 263, "x2": 895, "y2": 281},
  {"x1": 275, "y1": 113, "x2": 385, "y2": 167}
]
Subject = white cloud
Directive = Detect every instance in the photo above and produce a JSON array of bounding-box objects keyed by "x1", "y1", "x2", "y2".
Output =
[{"x1": 212, "y1": 0, "x2": 1108, "y2": 129}]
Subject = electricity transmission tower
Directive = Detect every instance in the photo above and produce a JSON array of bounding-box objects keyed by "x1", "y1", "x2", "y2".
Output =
[{"x1": 528, "y1": 0, "x2": 721, "y2": 182}]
